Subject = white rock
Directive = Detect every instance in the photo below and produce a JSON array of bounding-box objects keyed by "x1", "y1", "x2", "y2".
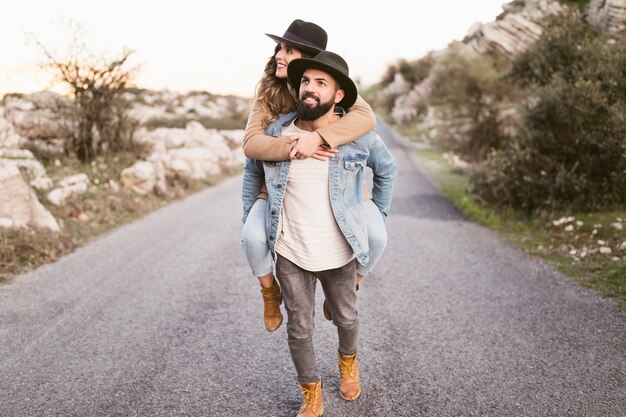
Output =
[
  {"x1": 108, "y1": 179, "x2": 120, "y2": 192},
  {"x1": 46, "y1": 173, "x2": 91, "y2": 206},
  {"x1": 120, "y1": 160, "x2": 157, "y2": 195},
  {"x1": 599, "y1": 247, "x2": 612, "y2": 255},
  {"x1": 585, "y1": 0, "x2": 626, "y2": 34},
  {"x1": 0, "y1": 162, "x2": 60, "y2": 231}
]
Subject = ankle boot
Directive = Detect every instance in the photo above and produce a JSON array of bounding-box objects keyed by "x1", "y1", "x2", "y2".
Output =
[
  {"x1": 297, "y1": 380, "x2": 324, "y2": 417},
  {"x1": 260, "y1": 279, "x2": 283, "y2": 332},
  {"x1": 338, "y1": 351, "x2": 361, "y2": 401}
]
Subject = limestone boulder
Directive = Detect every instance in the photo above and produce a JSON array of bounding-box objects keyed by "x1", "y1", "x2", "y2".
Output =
[
  {"x1": 0, "y1": 161, "x2": 59, "y2": 231},
  {"x1": 586, "y1": 0, "x2": 626, "y2": 33},
  {"x1": 3, "y1": 91, "x2": 76, "y2": 140},
  {"x1": 0, "y1": 148, "x2": 53, "y2": 191},
  {"x1": 46, "y1": 173, "x2": 91, "y2": 206},
  {"x1": 120, "y1": 160, "x2": 161, "y2": 195}
]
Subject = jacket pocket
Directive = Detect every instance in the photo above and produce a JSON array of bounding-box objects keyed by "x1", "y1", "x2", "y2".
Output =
[
  {"x1": 342, "y1": 154, "x2": 367, "y2": 193},
  {"x1": 343, "y1": 154, "x2": 367, "y2": 170}
]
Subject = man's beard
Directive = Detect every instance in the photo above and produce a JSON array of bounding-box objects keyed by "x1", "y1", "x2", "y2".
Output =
[{"x1": 296, "y1": 93, "x2": 334, "y2": 121}]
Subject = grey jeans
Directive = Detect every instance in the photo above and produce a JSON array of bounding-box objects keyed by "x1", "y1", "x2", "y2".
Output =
[{"x1": 275, "y1": 254, "x2": 359, "y2": 384}]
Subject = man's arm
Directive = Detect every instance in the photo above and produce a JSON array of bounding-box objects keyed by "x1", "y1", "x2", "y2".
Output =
[{"x1": 366, "y1": 134, "x2": 397, "y2": 218}]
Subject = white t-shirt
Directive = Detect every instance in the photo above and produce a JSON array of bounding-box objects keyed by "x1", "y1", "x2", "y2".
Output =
[{"x1": 274, "y1": 121, "x2": 355, "y2": 271}]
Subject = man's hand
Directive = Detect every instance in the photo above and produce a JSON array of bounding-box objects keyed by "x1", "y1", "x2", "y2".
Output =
[{"x1": 287, "y1": 131, "x2": 324, "y2": 159}]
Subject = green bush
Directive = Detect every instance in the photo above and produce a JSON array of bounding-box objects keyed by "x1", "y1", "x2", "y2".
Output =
[
  {"x1": 558, "y1": 0, "x2": 591, "y2": 10},
  {"x1": 470, "y1": 11, "x2": 626, "y2": 212},
  {"x1": 429, "y1": 48, "x2": 516, "y2": 161}
]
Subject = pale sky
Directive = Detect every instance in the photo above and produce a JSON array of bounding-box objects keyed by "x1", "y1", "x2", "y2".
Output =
[{"x1": 1, "y1": 1, "x2": 507, "y2": 99}]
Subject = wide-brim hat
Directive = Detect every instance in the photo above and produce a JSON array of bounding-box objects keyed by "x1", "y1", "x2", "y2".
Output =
[
  {"x1": 265, "y1": 19, "x2": 327, "y2": 56},
  {"x1": 287, "y1": 51, "x2": 358, "y2": 110}
]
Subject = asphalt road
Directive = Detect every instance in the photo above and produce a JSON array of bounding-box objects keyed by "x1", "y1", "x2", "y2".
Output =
[{"x1": 1, "y1": 120, "x2": 625, "y2": 417}]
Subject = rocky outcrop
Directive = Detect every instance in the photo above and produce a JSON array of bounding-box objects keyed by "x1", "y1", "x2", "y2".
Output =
[
  {"x1": 387, "y1": 0, "x2": 567, "y2": 126},
  {"x1": 585, "y1": 0, "x2": 626, "y2": 33},
  {"x1": 0, "y1": 107, "x2": 26, "y2": 149},
  {"x1": 4, "y1": 92, "x2": 75, "y2": 150},
  {"x1": 0, "y1": 148, "x2": 52, "y2": 191},
  {"x1": 464, "y1": 0, "x2": 565, "y2": 56},
  {"x1": 0, "y1": 89, "x2": 249, "y2": 232},
  {"x1": 390, "y1": 79, "x2": 433, "y2": 125},
  {"x1": 121, "y1": 121, "x2": 244, "y2": 195},
  {"x1": 0, "y1": 162, "x2": 60, "y2": 231}
]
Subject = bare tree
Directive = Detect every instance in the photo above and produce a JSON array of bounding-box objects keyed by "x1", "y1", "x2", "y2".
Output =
[{"x1": 30, "y1": 20, "x2": 138, "y2": 162}]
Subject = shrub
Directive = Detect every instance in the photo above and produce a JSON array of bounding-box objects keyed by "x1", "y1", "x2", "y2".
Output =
[
  {"x1": 470, "y1": 11, "x2": 626, "y2": 212},
  {"x1": 32, "y1": 20, "x2": 137, "y2": 162},
  {"x1": 558, "y1": 0, "x2": 591, "y2": 10},
  {"x1": 428, "y1": 48, "x2": 517, "y2": 161}
]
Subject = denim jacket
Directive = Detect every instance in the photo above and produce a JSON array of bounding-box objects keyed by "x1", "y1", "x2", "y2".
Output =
[{"x1": 242, "y1": 110, "x2": 397, "y2": 267}]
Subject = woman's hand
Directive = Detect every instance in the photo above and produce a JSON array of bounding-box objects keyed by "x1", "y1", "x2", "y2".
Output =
[
  {"x1": 287, "y1": 131, "x2": 323, "y2": 159},
  {"x1": 311, "y1": 146, "x2": 337, "y2": 161}
]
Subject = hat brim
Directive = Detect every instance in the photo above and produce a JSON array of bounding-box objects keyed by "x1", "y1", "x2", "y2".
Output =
[
  {"x1": 265, "y1": 33, "x2": 323, "y2": 56},
  {"x1": 287, "y1": 58, "x2": 358, "y2": 110}
]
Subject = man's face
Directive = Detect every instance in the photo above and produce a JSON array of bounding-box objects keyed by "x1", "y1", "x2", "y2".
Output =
[{"x1": 296, "y1": 68, "x2": 344, "y2": 121}]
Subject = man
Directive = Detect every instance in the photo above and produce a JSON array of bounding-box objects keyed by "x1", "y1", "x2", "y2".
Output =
[{"x1": 242, "y1": 51, "x2": 396, "y2": 417}]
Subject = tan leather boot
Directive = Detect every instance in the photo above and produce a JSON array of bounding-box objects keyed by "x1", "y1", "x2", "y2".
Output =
[
  {"x1": 338, "y1": 351, "x2": 361, "y2": 401},
  {"x1": 297, "y1": 380, "x2": 324, "y2": 417},
  {"x1": 260, "y1": 279, "x2": 283, "y2": 332}
]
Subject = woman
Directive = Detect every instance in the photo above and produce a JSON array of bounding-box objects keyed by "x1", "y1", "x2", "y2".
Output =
[{"x1": 241, "y1": 19, "x2": 387, "y2": 332}]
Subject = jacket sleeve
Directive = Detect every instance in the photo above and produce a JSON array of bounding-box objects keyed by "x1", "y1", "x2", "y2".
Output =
[
  {"x1": 242, "y1": 157, "x2": 266, "y2": 224},
  {"x1": 242, "y1": 102, "x2": 292, "y2": 161},
  {"x1": 366, "y1": 134, "x2": 397, "y2": 218},
  {"x1": 316, "y1": 95, "x2": 377, "y2": 149}
]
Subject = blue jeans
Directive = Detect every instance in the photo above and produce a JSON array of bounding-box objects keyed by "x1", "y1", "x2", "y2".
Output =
[
  {"x1": 241, "y1": 198, "x2": 387, "y2": 278},
  {"x1": 276, "y1": 255, "x2": 359, "y2": 384},
  {"x1": 240, "y1": 199, "x2": 273, "y2": 277}
]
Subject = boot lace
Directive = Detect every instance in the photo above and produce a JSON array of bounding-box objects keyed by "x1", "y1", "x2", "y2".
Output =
[
  {"x1": 339, "y1": 355, "x2": 357, "y2": 379},
  {"x1": 299, "y1": 383, "x2": 319, "y2": 412}
]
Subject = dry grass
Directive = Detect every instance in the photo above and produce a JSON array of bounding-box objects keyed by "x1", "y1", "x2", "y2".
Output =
[{"x1": 0, "y1": 227, "x2": 76, "y2": 284}]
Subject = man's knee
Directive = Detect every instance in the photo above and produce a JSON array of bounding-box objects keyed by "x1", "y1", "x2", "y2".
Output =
[
  {"x1": 333, "y1": 312, "x2": 358, "y2": 330},
  {"x1": 287, "y1": 313, "x2": 315, "y2": 341}
]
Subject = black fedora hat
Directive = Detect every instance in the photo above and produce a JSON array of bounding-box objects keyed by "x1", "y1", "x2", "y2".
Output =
[
  {"x1": 287, "y1": 51, "x2": 358, "y2": 110},
  {"x1": 265, "y1": 19, "x2": 327, "y2": 56}
]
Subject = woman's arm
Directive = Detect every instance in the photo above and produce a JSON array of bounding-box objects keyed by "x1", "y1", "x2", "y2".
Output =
[
  {"x1": 289, "y1": 95, "x2": 377, "y2": 158},
  {"x1": 243, "y1": 95, "x2": 377, "y2": 161},
  {"x1": 316, "y1": 95, "x2": 377, "y2": 148},
  {"x1": 242, "y1": 102, "x2": 293, "y2": 161}
]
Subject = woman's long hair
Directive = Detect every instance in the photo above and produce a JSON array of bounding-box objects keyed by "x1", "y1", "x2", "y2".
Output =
[{"x1": 253, "y1": 43, "x2": 314, "y2": 128}]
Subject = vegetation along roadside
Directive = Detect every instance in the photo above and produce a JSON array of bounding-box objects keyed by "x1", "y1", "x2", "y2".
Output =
[{"x1": 366, "y1": 6, "x2": 626, "y2": 310}]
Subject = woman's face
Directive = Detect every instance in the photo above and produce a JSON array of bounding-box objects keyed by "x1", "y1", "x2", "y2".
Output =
[{"x1": 274, "y1": 43, "x2": 303, "y2": 79}]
